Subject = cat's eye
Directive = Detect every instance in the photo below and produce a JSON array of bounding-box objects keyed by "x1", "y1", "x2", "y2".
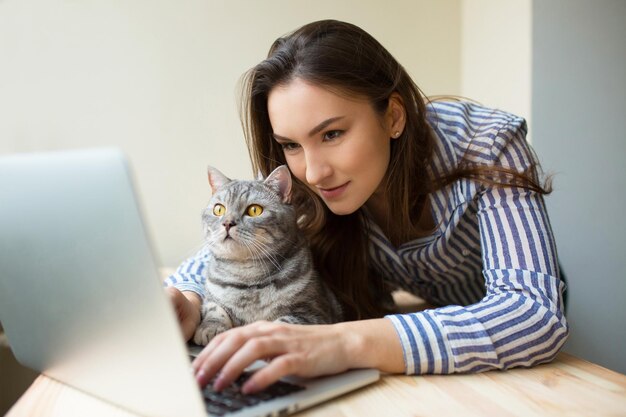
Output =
[
  {"x1": 213, "y1": 204, "x2": 226, "y2": 216},
  {"x1": 246, "y1": 204, "x2": 263, "y2": 217}
]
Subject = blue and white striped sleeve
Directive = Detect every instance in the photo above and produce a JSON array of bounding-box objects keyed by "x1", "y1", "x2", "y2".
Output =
[
  {"x1": 386, "y1": 118, "x2": 569, "y2": 374},
  {"x1": 162, "y1": 246, "x2": 209, "y2": 298}
]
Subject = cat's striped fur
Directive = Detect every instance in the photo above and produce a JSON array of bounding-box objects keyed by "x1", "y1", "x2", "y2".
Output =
[{"x1": 193, "y1": 165, "x2": 343, "y2": 346}]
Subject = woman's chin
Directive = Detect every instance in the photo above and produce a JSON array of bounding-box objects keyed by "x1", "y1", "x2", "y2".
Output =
[{"x1": 324, "y1": 201, "x2": 360, "y2": 216}]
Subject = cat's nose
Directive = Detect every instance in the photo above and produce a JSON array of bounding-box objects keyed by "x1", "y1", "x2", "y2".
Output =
[{"x1": 223, "y1": 220, "x2": 236, "y2": 232}]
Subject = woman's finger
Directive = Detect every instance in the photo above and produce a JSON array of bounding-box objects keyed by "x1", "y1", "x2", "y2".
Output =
[
  {"x1": 194, "y1": 332, "x2": 247, "y2": 385},
  {"x1": 241, "y1": 354, "x2": 303, "y2": 394},
  {"x1": 194, "y1": 322, "x2": 275, "y2": 385},
  {"x1": 214, "y1": 335, "x2": 288, "y2": 391},
  {"x1": 192, "y1": 330, "x2": 228, "y2": 371},
  {"x1": 192, "y1": 334, "x2": 225, "y2": 379}
]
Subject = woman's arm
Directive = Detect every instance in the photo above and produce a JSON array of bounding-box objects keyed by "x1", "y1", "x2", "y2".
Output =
[
  {"x1": 165, "y1": 287, "x2": 202, "y2": 341},
  {"x1": 163, "y1": 246, "x2": 210, "y2": 296},
  {"x1": 386, "y1": 116, "x2": 569, "y2": 374},
  {"x1": 163, "y1": 247, "x2": 209, "y2": 339},
  {"x1": 387, "y1": 185, "x2": 569, "y2": 374},
  {"x1": 192, "y1": 317, "x2": 404, "y2": 394}
]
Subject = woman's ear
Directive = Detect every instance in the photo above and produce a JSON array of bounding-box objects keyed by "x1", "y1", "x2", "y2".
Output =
[{"x1": 387, "y1": 92, "x2": 407, "y2": 139}]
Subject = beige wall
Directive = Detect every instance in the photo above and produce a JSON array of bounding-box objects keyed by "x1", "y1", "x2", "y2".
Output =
[
  {"x1": 460, "y1": 0, "x2": 532, "y2": 138},
  {"x1": 0, "y1": 0, "x2": 461, "y2": 267}
]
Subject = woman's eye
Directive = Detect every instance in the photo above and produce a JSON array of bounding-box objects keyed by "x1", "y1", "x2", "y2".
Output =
[
  {"x1": 280, "y1": 142, "x2": 300, "y2": 152},
  {"x1": 246, "y1": 204, "x2": 264, "y2": 217},
  {"x1": 213, "y1": 204, "x2": 226, "y2": 216},
  {"x1": 323, "y1": 130, "x2": 343, "y2": 141}
]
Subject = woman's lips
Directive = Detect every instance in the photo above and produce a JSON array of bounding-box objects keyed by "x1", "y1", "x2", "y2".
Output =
[{"x1": 318, "y1": 182, "x2": 349, "y2": 200}]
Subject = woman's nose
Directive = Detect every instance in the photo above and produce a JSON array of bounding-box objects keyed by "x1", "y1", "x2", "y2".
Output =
[{"x1": 304, "y1": 150, "x2": 331, "y2": 186}]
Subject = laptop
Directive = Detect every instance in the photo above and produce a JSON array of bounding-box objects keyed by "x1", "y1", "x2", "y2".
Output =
[{"x1": 0, "y1": 148, "x2": 379, "y2": 417}]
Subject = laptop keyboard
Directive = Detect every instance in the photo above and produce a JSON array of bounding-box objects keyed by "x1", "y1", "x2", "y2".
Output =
[{"x1": 201, "y1": 371, "x2": 305, "y2": 416}]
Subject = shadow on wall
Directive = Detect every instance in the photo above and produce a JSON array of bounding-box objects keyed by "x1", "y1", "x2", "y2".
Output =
[{"x1": 0, "y1": 322, "x2": 38, "y2": 414}]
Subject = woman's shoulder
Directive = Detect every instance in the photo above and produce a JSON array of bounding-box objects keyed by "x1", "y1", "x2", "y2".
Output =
[
  {"x1": 425, "y1": 99, "x2": 528, "y2": 167},
  {"x1": 425, "y1": 99, "x2": 526, "y2": 139}
]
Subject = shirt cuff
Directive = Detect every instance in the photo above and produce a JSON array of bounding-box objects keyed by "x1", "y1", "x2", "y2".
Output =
[{"x1": 385, "y1": 311, "x2": 454, "y2": 375}]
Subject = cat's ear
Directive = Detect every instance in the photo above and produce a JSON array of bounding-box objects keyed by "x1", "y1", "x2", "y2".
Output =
[
  {"x1": 207, "y1": 166, "x2": 231, "y2": 194},
  {"x1": 264, "y1": 165, "x2": 292, "y2": 203}
]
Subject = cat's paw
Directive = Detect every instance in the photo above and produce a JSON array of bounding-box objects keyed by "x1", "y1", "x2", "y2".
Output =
[
  {"x1": 194, "y1": 302, "x2": 233, "y2": 345},
  {"x1": 193, "y1": 324, "x2": 221, "y2": 346}
]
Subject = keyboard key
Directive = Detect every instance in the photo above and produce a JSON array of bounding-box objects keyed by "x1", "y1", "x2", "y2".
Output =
[{"x1": 201, "y1": 371, "x2": 305, "y2": 415}]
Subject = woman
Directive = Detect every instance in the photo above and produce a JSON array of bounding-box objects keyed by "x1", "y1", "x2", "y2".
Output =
[{"x1": 164, "y1": 19, "x2": 568, "y2": 394}]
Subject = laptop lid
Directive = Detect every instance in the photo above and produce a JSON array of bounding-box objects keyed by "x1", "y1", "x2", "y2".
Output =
[{"x1": 0, "y1": 148, "x2": 207, "y2": 417}]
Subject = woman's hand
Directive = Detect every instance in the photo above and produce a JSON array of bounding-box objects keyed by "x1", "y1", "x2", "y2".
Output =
[
  {"x1": 165, "y1": 287, "x2": 201, "y2": 341},
  {"x1": 191, "y1": 318, "x2": 405, "y2": 394}
]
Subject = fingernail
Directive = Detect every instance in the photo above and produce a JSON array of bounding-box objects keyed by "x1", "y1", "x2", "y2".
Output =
[
  {"x1": 242, "y1": 380, "x2": 258, "y2": 395},
  {"x1": 196, "y1": 369, "x2": 206, "y2": 385},
  {"x1": 213, "y1": 375, "x2": 227, "y2": 391}
]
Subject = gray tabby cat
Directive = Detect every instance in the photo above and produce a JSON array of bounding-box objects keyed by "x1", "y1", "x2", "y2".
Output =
[{"x1": 193, "y1": 165, "x2": 343, "y2": 346}]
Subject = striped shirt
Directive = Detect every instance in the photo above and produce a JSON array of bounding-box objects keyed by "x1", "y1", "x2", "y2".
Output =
[
  {"x1": 378, "y1": 100, "x2": 568, "y2": 374},
  {"x1": 164, "y1": 100, "x2": 569, "y2": 375}
]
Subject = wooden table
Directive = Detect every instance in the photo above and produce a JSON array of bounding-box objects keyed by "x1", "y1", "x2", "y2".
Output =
[{"x1": 7, "y1": 352, "x2": 626, "y2": 417}]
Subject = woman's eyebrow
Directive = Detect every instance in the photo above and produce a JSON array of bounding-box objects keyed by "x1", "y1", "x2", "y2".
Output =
[
  {"x1": 308, "y1": 116, "x2": 345, "y2": 137},
  {"x1": 272, "y1": 133, "x2": 292, "y2": 142},
  {"x1": 272, "y1": 116, "x2": 345, "y2": 142}
]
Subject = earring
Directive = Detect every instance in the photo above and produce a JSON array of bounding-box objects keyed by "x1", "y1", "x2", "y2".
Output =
[{"x1": 393, "y1": 131, "x2": 401, "y2": 138}]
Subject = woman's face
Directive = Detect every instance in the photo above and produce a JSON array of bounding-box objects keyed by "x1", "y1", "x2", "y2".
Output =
[{"x1": 267, "y1": 78, "x2": 400, "y2": 215}]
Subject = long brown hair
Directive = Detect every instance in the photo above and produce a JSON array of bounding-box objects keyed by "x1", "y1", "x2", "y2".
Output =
[{"x1": 239, "y1": 20, "x2": 550, "y2": 320}]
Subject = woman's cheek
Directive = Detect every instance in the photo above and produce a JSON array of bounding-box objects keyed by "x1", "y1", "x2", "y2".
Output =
[{"x1": 286, "y1": 156, "x2": 306, "y2": 184}]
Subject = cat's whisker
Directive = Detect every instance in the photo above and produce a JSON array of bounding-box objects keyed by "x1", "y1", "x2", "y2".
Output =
[
  {"x1": 247, "y1": 238, "x2": 282, "y2": 272},
  {"x1": 241, "y1": 238, "x2": 271, "y2": 277},
  {"x1": 203, "y1": 235, "x2": 220, "y2": 250},
  {"x1": 243, "y1": 235, "x2": 274, "y2": 275},
  {"x1": 237, "y1": 231, "x2": 278, "y2": 275},
  {"x1": 254, "y1": 234, "x2": 290, "y2": 264}
]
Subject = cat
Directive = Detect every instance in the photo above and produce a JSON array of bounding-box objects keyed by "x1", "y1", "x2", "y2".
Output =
[{"x1": 193, "y1": 165, "x2": 343, "y2": 346}]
